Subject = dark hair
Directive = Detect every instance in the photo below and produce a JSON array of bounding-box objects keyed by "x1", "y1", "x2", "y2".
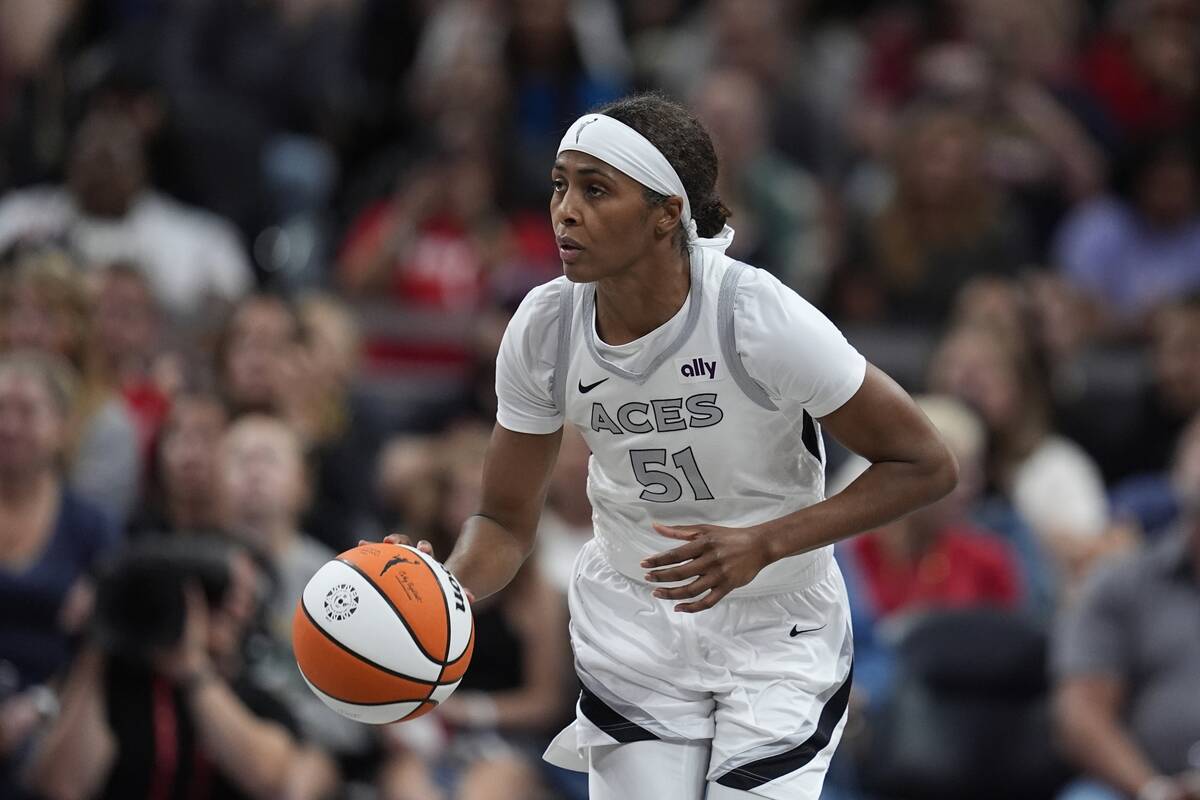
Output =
[{"x1": 593, "y1": 92, "x2": 731, "y2": 247}]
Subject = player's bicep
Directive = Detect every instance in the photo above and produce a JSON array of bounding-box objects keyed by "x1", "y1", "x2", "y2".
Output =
[
  {"x1": 478, "y1": 424, "x2": 564, "y2": 549},
  {"x1": 820, "y1": 364, "x2": 953, "y2": 471}
]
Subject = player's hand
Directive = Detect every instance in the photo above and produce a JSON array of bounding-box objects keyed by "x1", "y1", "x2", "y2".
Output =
[
  {"x1": 641, "y1": 523, "x2": 772, "y2": 613},
  {"x1": 360, "y1": 535, "x2": 476, "y2": 604},
  {"x1": 360, "y1": 533, "x2": 435, "y2": 557}
]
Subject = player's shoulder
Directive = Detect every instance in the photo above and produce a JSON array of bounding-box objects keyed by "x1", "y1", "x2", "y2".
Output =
[
  {"x1": 512, "y1": 276, "x2": 570, "y2": 319},
  {"x1": 721, "y1": 258, "x2": 827, "y2": 325},
  {"x1": 504, "y1": 276, "x2": 571, "y2": 342}
]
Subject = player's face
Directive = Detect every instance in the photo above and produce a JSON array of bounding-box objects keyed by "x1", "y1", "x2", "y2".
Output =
[{"x1": 550, "y1": 151, "x2": 662, "y2": 282}]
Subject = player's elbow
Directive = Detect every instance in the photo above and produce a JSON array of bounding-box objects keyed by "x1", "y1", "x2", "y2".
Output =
[{"x1": 922, "y1": 437, "x2": 959, "y2": 504}]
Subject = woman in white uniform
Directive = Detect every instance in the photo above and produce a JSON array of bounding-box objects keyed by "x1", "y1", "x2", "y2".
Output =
[{"x1": 384, "y1": 92, "x2": 957, "y2": 799}]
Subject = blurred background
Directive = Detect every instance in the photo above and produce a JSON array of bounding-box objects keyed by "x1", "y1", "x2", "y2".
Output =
[{"x1": 1, "y1": 0, "x2": 1199, "y2": 798}]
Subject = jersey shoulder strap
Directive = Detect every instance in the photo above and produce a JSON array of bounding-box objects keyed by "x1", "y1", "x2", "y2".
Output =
[
  {"x1": 554, "y1": 264, "x2": 784, "y2": 414},
  {"x1": 551, "y1": 278, "x2": 575, "y2": 416},
  {"x1": 717, "y1": 260, "x2": 779, "y2": 411}
]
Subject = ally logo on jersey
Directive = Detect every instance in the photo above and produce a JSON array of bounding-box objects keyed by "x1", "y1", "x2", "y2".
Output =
[{"x1": 675, "y1": 355, "x2": 722, "y2": 384}]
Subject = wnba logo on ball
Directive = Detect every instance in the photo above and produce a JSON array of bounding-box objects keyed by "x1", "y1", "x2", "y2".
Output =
[{"x1": 324, "y1": 584, "x2": 359, "y2": 621}]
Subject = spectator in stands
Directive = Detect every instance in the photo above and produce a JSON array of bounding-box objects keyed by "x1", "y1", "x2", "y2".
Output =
[
  {"x1": 217, "y1": 414, "x2": 330, "y2": 644},
  {"x1": 375, "y1": 434, "x2": 444, "y2": 545},
  {"x1": 1054, "y1": 133, "x2": 1200, "y2": 332},
  {"x1": 296, "y1": 293, "x2": 386, "y2": 547},
  {"x1": 645, "y1": 0, "x2": 841, "y2": 173},
  {"x1": 217, "y1": 293, "x2": 377, "y2": 550},
  {"x1": 0, "y1": 0, "x2": 83, "y2": 191},
  {"x1": 335, "y1": 148, "x2": 509, "y2": 424},
  {"x1": 157, "y1": 0, "x2": 363, "y2": 209},
  {"x1": 0, "y1": 352, "x2": 119, "y2": 800},
  {"x1": 692, "y1": 67, "x2": 830, "y2": 298},
  {"x1": 404, "y1": 0, "x2": 511, "y2": 158},
  {"x1": 501, "y1": 0, "x2": 629, "y2": 198},
  {"x1": 216, "y1": 412, "x2": 372, "y2": 761},
  {"x1": 1077, "y1": 0, "x2": 1200, "y2": 141},
  {"x1": 1065, "y1": 292, "x2": 1200, "y2": 505},
  {"x1": 25, "y1": 535, "x2": 338, "y2": 800},
  {"x1": 838, "y1": 103, "x2": 1031, "y2": 325},
  {"x1": 0, "y1": 249, "x2": 140, "y2": 526},
  {"x1": 0, "y1": 108, "x2": 252, "y2": 320},
  {"x1": 1147, "y1": 296, "x2": 1200, "y2": 468},
  {"x1": 1053, "y1": 415, "x2": 1200, "y2": 800},
  {"x1": 337, "y1": 148, "x2": 500, "y2": 312},
  {"x1": 92, "y1": 263, "x2": 174, "y2": 461},
  {"x1": 128, "y1": 393, "x2": 228, "y2": 538},
  {"x1": 928, "y1": 322, "x2": 1128, "y2": 598},
  {"x1": 837, "y1": 396, "x2": 1026, "y2": 708}
]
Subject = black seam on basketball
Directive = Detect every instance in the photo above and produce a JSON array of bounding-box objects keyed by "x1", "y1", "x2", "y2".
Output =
[
  {"x1": 300, "y1": 598, "x2": 452, "y2": 687},
  {"x1": 411, "y1": 553, "x2": 453, "y2": 682},
  {"x1": 334, "y1": 557, "x2": 447, "y2": 666},
  {"x1": 298, "y1": 662, "x2": 436, "y2": 707}
]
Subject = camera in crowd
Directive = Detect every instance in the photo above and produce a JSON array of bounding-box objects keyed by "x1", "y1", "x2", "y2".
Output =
[{"x1": 92, "y1": 534, "x2": 260, "y2": 662}]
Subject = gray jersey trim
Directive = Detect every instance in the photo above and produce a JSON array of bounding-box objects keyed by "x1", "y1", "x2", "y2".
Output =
[
  {"x1": 581, "y1": 254, "x2": 704, "y2": 385},
  {"x1": 718, "y1": 261, "x2": 779, "y2": 411},
  {"x1": 552, "y1": 279, "x2": 575, "y2": 415}
]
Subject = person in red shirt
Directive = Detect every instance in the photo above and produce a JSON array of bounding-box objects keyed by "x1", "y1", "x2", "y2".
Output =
[
  {"x1": 835, "y1": 395, "x2": 1024, "y2": 716},
  {"x1": 840, "y1": 394, "x2": 1022, "y2": 617}
]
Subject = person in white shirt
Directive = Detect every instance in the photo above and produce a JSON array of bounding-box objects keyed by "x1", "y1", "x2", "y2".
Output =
[
  {"x1": 0, "y1": 109, "x2": 252, "y2": 320},
  {"x1": 382, "y1": 93, "x2": 957, "y2": 800}
]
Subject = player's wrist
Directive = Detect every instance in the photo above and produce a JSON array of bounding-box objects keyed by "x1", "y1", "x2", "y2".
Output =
[{"x1": 755, "y1": 519, "x2": 791, "y2": 565}]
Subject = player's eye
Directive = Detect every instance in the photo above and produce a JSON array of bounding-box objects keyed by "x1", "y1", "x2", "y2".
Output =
[
  {"x1": 551, "y1": 178, "x2": 566, "y2": 192},
  {"x1": 587, "y1": 185, "x2": 606, "y2": 198}
]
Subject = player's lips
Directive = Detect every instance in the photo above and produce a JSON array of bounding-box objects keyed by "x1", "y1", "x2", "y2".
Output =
[{"x1": 557, "y1": 235, "x2": 585, "y2": 263}]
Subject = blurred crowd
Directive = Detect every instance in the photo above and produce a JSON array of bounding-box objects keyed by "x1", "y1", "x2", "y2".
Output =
[{"x1": 1, "y1": 0, "x2": 1200, "y2": 798}]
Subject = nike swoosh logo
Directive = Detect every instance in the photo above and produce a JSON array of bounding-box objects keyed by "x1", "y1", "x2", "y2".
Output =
[
  {"x1": 578, "y1": 378, "x2": 609, "y2": 394},
  {"x1": 790, "y1": 624, "x2": 826, "y2": 638},
  {"x1": 576, "y1": 116, "x2": 598, "y2": 143}
]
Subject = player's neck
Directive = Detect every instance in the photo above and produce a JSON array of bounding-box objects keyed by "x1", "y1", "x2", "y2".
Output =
[{"x1": 593, "y1": 250, "x2": 690, "y2": 345}]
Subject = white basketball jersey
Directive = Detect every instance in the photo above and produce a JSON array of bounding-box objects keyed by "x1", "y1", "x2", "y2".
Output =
[{"x1": 543, "y1": 253, "x2": 849, "y2": 595}]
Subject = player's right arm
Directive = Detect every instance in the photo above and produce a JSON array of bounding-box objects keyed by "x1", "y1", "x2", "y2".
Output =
[
  {"x1": 386, "y1": 281, "x2": 567, "y2": 599},
  {"x1": 441, "y1": 424, "x2": 563, "y2": 600}
]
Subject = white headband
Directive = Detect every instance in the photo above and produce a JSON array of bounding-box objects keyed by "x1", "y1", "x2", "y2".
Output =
[{"x1": 557, "y1": 113, "x2": 734, "y2": 251}]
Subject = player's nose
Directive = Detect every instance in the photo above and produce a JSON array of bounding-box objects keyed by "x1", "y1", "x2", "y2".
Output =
[{"x1": 553, "y1": 188, "x2": 581, "y2": 228}]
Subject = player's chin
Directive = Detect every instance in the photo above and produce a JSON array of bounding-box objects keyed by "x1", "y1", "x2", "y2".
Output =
[{"x1": 562, "y1": 260, "x2": 597, "y2": 282}]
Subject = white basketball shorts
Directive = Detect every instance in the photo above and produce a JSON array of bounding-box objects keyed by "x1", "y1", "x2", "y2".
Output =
[{"x1": 544, "y1": 539, "x2": 854, "y2": 799}]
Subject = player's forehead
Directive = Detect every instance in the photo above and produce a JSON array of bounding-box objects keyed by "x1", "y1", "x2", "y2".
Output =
[{"x1": 552, "y1": 151, "x2": 634, "y2": 186}]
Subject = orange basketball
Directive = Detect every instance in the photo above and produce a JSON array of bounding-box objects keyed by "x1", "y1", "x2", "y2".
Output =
[{"x1": 292, "y1": 543, "x2": 474, "y2": 724}]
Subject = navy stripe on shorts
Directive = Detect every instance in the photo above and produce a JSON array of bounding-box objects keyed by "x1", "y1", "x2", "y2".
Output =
[{"x1": 716, "y1": 665, "x2": 854, "y2": 790}]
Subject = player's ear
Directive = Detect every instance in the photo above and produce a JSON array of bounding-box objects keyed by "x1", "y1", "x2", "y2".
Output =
[{"x1": 656, "y1": 196, "x2": 684, "y2": 237}]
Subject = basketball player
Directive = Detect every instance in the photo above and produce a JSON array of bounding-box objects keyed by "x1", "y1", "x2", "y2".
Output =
[{"x1": 384, "y1": 93, "x2": 957, "y2": 799}]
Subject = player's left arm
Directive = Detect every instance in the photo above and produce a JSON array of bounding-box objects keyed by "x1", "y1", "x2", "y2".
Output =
[{"x1": 645, "y1": 364, "x2": 957, "y2": 611}]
